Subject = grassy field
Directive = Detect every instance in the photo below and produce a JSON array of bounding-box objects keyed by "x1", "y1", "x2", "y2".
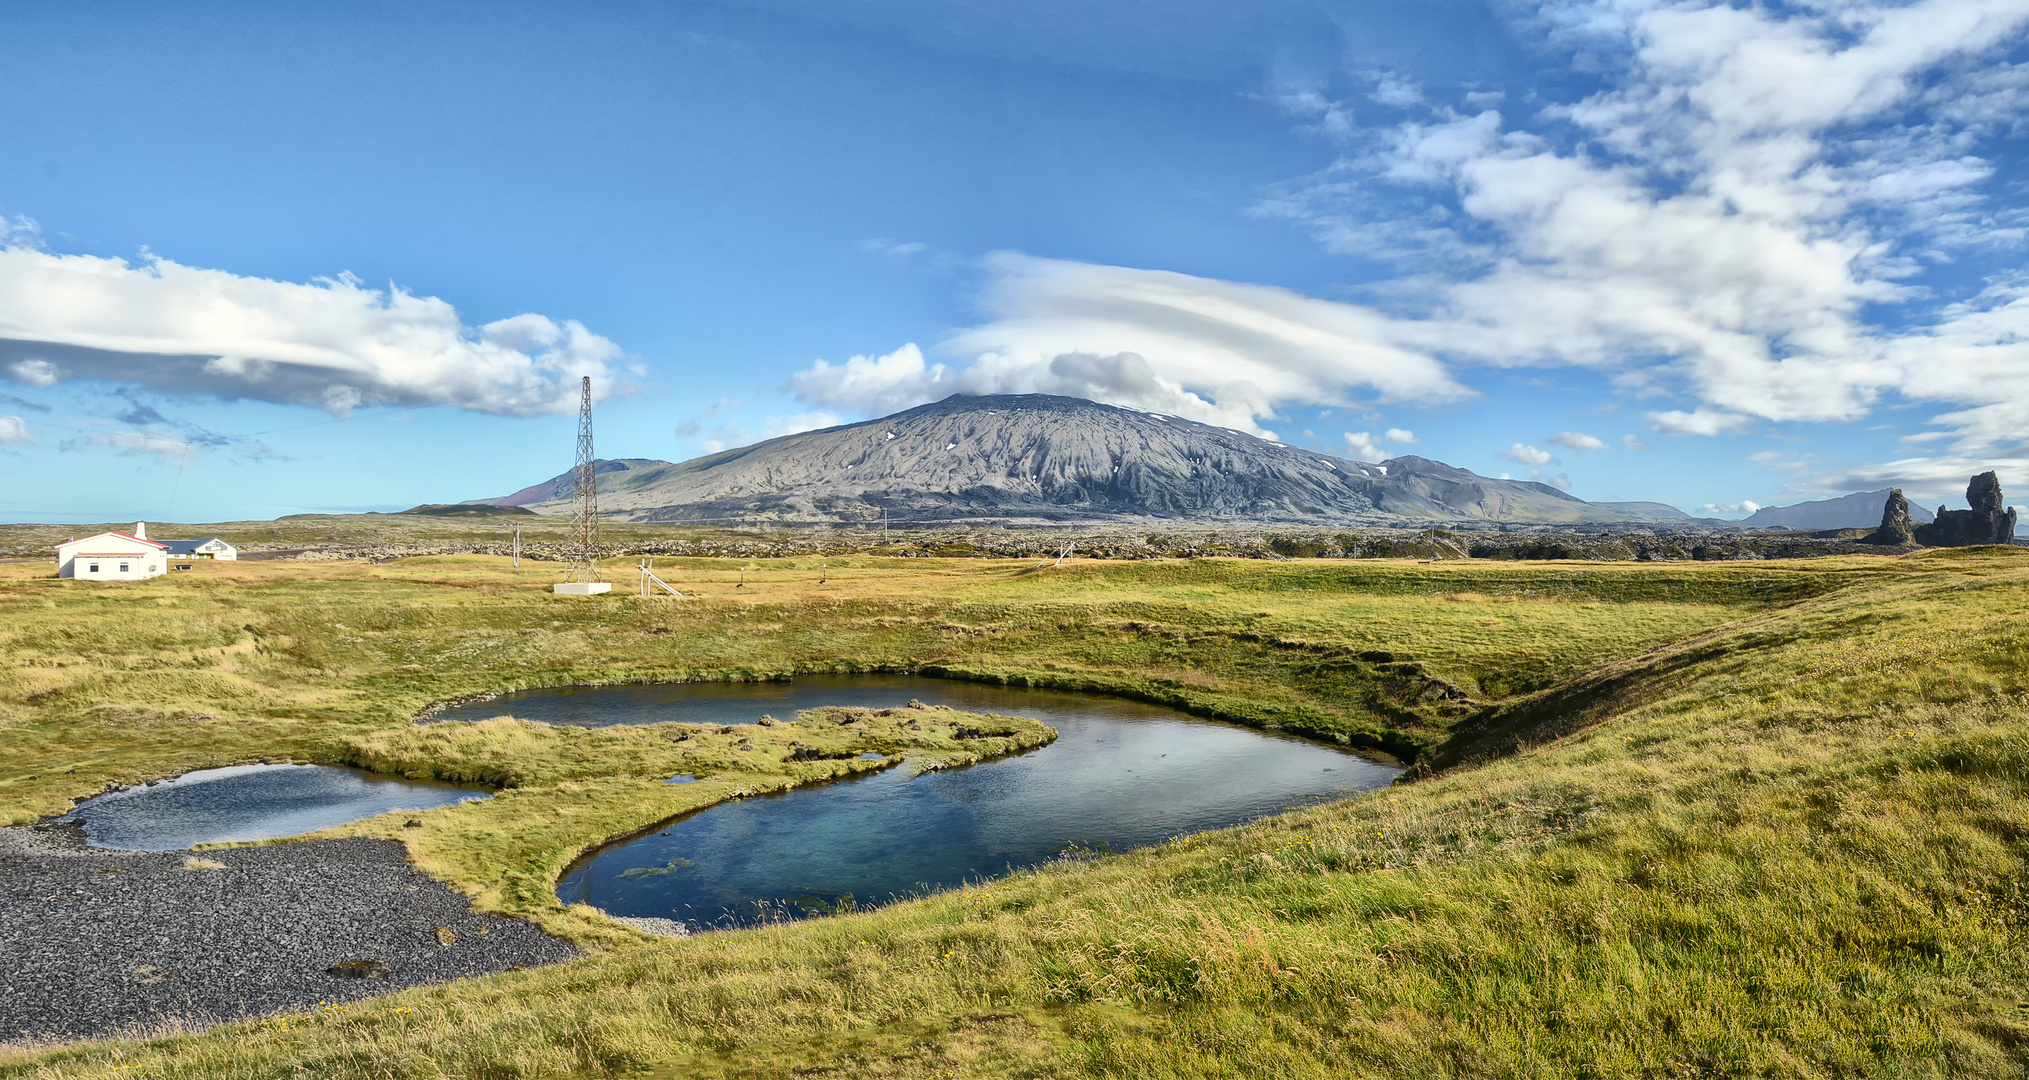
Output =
[{"x1": 4, "y1": 548, "x2": 2026, "y2": 1077}]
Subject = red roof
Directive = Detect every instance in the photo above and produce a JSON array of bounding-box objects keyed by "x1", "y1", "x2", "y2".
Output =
[{"x1": 62, "y1": 531, "x2": 167, "y2": 550}]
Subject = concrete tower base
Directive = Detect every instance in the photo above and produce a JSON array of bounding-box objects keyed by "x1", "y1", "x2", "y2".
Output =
[{"x1": 552, "y1": 582, "x2": 613, "y2": 595}]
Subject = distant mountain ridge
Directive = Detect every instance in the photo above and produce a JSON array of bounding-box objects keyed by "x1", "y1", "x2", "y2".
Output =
[
  {"x1": 475, "y1": 394, "x2": 1701, "y2": 526},
  {"x1": 483, "y1": 458, "x2": 670, "y2": 508},
  {"x1": 1742, "y1": 489, "x2": 1936, "y2": 531}
]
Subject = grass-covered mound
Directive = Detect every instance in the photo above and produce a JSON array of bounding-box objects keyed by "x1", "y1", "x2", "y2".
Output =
[{"x1": 5, "y1": 550, "x2": 2025, "y2": 1076}]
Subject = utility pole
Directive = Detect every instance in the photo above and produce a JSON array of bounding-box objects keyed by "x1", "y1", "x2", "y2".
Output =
[{"x1": 554, "y1": 376, "x2": 612, "y2": 594}]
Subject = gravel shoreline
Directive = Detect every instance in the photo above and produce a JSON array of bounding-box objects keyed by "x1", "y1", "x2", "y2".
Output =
[{"x1": 0, "y1": 825, "x2": 577, "y2": 1044}]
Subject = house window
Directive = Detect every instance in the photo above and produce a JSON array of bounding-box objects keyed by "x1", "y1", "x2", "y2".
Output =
[
  {"x1": 88, "y1": 563, "x2": 100, "y2": 573},
  {"x1": 119, "y1": 563, "x2": 130, "y2": 572}
]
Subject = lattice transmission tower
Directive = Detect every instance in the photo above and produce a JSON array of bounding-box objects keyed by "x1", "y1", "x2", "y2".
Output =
[{"x1": 561, "y1": 376, "x2": 604, "y2": 586}]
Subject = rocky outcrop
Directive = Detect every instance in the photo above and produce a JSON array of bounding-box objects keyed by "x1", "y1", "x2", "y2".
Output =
[
  {"x1": 1864, "y1": 489, "x2": 1919, "y2": 545},
  {"x1": 1751, "y1": 488, "x2": 1934, "y2": 531},
  {"x1": 1913, "y1": 472, "x2": 2019, "y2": 547}
]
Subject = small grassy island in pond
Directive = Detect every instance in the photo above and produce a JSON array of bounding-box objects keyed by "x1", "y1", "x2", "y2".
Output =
[
  {"x1": 324, "y1": 703, "x2": 1057, "y2": 941},
  {"x1": 2, "y1": 549, "x2": 2027, "y2": 1077}
]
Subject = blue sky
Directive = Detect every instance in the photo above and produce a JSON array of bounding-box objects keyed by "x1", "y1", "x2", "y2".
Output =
[{"x1": 1, "y1": 0, "x2": 2026, "y2": 524}]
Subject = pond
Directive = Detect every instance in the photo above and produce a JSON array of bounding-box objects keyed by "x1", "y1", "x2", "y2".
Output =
[
  {"x1": 59, "y1": 764, "x2": 492, "y2": 852},
  {"x1": 537, "y1": 676, "x2": 1400, "y2": 928}
]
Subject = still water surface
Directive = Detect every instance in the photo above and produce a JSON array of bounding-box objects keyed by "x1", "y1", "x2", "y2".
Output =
[
  {"x1": 535, "y1": 676, "x2": 1400, "y2": 927},
  {"x1": 60, "y1": 764, "x2": 491, "y2": 851}
]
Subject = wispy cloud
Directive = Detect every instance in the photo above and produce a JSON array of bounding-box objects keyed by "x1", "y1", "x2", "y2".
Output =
[
  {"x1": 1812, "y1": 456, "x2": 2029, "y2": 504},
  {"x1": 790, "y1": 254, "x2": 1473, "y2": 437},
  {"x1": 777, "y1": 0, "x2": 2029, "y2": 499},
  {"x1": 762, "y1": 412, "x2": 842, "y2": 439},
  {"x1": 674, "y1": 396, "x2": 844, "y2": 455},
  {"x1": 61, "y1": 430, "x2": 195, "y2": 460},
  {"x1": 0, "y1": 235, "x2": 625, "y2": 416},
  {"x1": 1647, "y1": 409, "x2": 1756, "y2": 437},
  {"x1": 1549, "y1": 431, "x2": 1607, "y2": 452},
  {"x1": 785, "y1": 0, "x2": 2029, "y2": 490},
  {"x1": 858, "y1": 238, "x2": 929, "y2": 259},
  {"x1": 0, "y1": 415, "x2": 29, "y2": 443},
  {"x1": 1256, "y1": 0, "x2": 2029, "y2": 479}
]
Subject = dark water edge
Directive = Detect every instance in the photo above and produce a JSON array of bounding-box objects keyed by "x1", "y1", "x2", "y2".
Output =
[
  {"x1": 540, "y1": 677, "x2": 1401, "y2": 928},
  {"x1": 58, "y1": 764, "x2": 492, "y2": 852}
]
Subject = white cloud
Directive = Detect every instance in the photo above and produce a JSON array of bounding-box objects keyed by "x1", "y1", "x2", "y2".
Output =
[
  {"x1": 1549, "y1": 430, "x2": 1607, "y2": 452},
  {"x1": 790, "y1": 254, "x2": 1473, "y2": 437},
  {"x1": 9, "y1": 359, "x2": 58, "y2": 387},
  {"x1": 1813, "y1": 456, "x2": 2028, "y2": 503},
  {"x1": 1701, "y1": 500, "x2": 1763, "y2": 515},
  {"x1": 1383, "y1": 427, "x2": 1418, "y2": 443},
  {"x1": 1376, "y1": 111, "x2": 1504, "y2": 186},
  {"x1": 1255, "y1": 0, "x2": 2029, "y2": 484},
  {"x1": 63, "y1": 430, "x2": 194, "y2": 459},
  {"x1": 0, "y1": 415, "x2": 28, "y2": 443},
  {"x1": 0, "y1": 241, "x2": 624, "y2": 416},
  {"x1": 1502, "y1": 442, "x2": 1557, "y2": 465},
  {"x1": 1370, "y1": 75, "x2": 1424, "y2": 108},
  {"x1": 1273, "y1": 92, "x2": 1356, "y2": 142},
  {"x1": 1344, "y1": 431, "x2": 1385, "y2": 461},
  {"x1": 1622, "y1": 433, "x2": 1651, "y2": 451},
  {"x1": 1647, "y1": 408, "x2": 1755, "y2": 436},
  {"x1": 786, "y1": 0, "x2": 2029, "y2": 482},
  {"x1": 859, "y1": 239, "x2": 928, "y2": 258},
  {"x1": 673, "y1": 398, "x2": 844, "y2": 455},
  {"x1": 787, "y1": 343, "x2": 951, "y2": 419},
  {"x1": 762, "y1": 412, "x2": 843, "y2": 439}
]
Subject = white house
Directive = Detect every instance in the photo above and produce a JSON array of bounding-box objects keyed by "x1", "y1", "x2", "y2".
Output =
[
  {"x1": 161, "y1": 537, "x2": 237, "y2": 561},
  {"x1": 57, "y1": 522, "x2": 168, "y2": 581}
]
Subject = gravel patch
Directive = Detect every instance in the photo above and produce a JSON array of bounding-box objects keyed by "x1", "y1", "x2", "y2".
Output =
[
  {"x1": 603, "y1": 914, "x2": 690, "y2": 937},
  {"x1": 0, "y1": 826, "x2": 578, "y2": 1044}
]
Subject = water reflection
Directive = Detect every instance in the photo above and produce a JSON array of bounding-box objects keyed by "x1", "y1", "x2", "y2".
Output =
[
  {"x1": 60, "y1": 764, "x2": 491, "y2": 851},
  {"x1": 548, "y1": 677, "x2": 1399, "y2": 927}
]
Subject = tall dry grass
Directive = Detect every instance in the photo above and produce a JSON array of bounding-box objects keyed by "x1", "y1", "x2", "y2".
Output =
[{"x1": 11, "y1": 550, "x2": 2021, "y2": 1076}]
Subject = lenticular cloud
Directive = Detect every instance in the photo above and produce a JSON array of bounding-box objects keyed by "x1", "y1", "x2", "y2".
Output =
[
  {"x1": 0, "y1": 243, "x2": 622, "y2": 415},
  {"x1": 790, "y1": 254, "x2": 1473, "y2": 439}
]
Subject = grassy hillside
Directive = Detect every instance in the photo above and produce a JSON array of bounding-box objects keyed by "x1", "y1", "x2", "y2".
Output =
[{"x1": 6, "y1": 550, "x2": 2026, "y2": 1076}]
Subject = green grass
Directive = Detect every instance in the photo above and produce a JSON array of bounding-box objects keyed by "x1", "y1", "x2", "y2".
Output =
[{"x1": 9, "y1": 549, "x2": 2026, "y2": 1076}]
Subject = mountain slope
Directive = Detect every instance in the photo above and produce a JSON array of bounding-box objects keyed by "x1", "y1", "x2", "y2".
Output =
[
  {"x1": 485, "y1": 395, "x2": 1680, "y2": 526},
  {"x1": 476, "y1": 458, "x2": 672, "y2": 508},
  {"x1": 1742, "y1": 489, "x2": 1936, "y2": 531}
]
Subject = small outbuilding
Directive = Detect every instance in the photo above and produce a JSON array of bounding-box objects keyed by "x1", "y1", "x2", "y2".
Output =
[
  {"x1": 160, "y1": 537, "x2": 238, "y2": 561},
  {"x1": 57, "y1": 522, "x2": 169, "y2": 581}
]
